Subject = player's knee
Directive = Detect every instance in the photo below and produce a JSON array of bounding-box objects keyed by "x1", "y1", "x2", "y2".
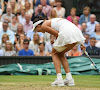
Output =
[
  {"x1": 58, "y1": 52, "x2": 64, "y2": 57},
  {"x1": 52, "y1": 48, "x2": 59, "y2": 56},
  {"x1": 52, "y1": 51, "x2": 57, "y2": 56}
]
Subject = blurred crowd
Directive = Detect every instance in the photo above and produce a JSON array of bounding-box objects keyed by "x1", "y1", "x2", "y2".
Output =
[{"x1": 0, "y1": 0, "x2": 100, "y2": 56}]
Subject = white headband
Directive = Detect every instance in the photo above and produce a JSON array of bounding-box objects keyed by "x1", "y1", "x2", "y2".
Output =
[{"x1": 33, "y1": 20, "x2": 44, "y2": 31}]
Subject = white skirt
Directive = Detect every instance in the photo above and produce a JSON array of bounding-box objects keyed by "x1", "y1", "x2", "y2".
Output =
[{"x1": 53, "y1": 24, "x2": 85, "y2": 52}]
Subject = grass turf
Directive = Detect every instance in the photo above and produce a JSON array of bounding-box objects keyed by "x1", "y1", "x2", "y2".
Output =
[{"x1": 0, "y1": 75, "x2": 100, "y2": 90}]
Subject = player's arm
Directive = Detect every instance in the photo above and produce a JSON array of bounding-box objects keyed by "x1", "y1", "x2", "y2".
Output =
[{"x1": 41, "y1": 20, "x2": 58, "y2": 37}]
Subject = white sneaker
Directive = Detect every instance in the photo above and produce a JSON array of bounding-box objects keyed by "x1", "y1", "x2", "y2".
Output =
[
  {"x1": 51, "y1": 79, "x2": 65, "y2": 86},
  {"x1": 64, "y1": 78, "x2": 75, "y2": 86}
]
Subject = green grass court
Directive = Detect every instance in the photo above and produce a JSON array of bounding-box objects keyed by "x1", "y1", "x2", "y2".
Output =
[{"x1": 0, "y1": 75, "x2": 100, "y2": 90}]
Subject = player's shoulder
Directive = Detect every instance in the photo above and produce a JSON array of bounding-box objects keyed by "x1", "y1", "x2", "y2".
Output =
[{"x1": 42, "y1": 20, "x2": 51, "y2": 27}]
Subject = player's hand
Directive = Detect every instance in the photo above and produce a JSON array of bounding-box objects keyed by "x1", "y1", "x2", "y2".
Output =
[{"x1": 80, "y1": 44, "x2": 86, "y2": 51}]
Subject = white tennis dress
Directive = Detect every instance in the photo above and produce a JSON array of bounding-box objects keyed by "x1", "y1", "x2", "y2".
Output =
[{"x1": 51, "y1": 18, "x2": 85, "y2": 52}]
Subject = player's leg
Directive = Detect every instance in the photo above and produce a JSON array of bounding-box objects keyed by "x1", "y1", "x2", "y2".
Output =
[
  {"x1": 52, "y1": 48, "x2": 61, "y2": 74},
  {"x1": 59, "y1": 42, "x2": 77, "y2": 73},
  {"x1": 51, "y1": 48, "x2": 64, "y2": 86},
  {"x1": 58, "y1": 43, "x2": 77, "y2": 86}
]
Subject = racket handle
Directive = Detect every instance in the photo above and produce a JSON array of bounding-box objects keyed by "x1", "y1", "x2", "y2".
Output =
[{"x1": 84, "y1": 51, "x2": 88, "y2": 55}]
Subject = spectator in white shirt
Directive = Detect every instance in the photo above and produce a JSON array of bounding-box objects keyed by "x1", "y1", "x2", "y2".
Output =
[
  {"x1": 4, "y1": 41, "x2": 16, "y2": 56},
  {"x1": 25, "y1": 1, "x2": 33, "y2": 17},
  {"x1": 0, "y1": 33, "x2": 9, "y2": 52},
  {"x1": 45, "y1": 34, "x2": 56, "y2": 54},
  {"x1": 53, "y1": 0, "x2": 65, "y2": 18},
  {"x1": 1, "y1": 5, "x2": 14, "y2": 22},
  {"x1": 18, "y1": 8, "x2": 26, "y2": 24},
  {"x1": 9, "y1": 16, "x2": 18, "y2": 33},
  {"x1": 29, "y1": 32, "x2": 40, "y2": 53},
  {"x1": 86, "y1": 14, "x2": 99, "y2": 35},
  {"x1": 9, "y1": 0, "x2": 18, "y2": 14},
  {"x1": 0, "y1": 21, "x2": 15, "y2": 44},
  {"x1": 23, "y1": 13, "x2": 33, "y2": 33}
]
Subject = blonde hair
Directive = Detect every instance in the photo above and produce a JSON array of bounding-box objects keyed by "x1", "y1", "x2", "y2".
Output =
[
  {"x1": 5, "y1": 41, "x2": 13, "y2": 51},
  {"x1": 2, "y1": 34, "x2": 9, "y2": 43},
  {"x1": 10, "y1": 0, "x2": 17, "y2": 14},
  {"x1": 83, "y1": 6, "x2": 90, "y2": 13},
  {"x1": 33, "y1": 32, "x2": 40, "y2": 44},
  {"x1": 25, "y1": 1, "x2": 31, "y2": 10},
  {"x1": 50, "y1": 9, "x2": 57, "y2": 19},
  {"x1": 21, "y1": 7, "x2": 26, "y2": 11},
  {"x1": 17, "y1": 23, "x2": 24, "y2": 34}
]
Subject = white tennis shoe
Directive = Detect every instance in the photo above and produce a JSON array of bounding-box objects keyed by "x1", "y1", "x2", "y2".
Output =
[
  {"x1": 64, "y1": 78, "x2": 75, "y2": 86},
  {"x1": 51, "y1": 79, "x2": 65, "y2": 86}
]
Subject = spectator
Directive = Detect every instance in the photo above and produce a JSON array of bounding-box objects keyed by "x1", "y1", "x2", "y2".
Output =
[
  {"x1": 1, "y1": 5, "x2": 14, "y2": 22},
  {"x1": 16, "y1": 12, "x2": 20, "y2": 22},
  {"x1": 67, "y1": 8, "x2": 79, "y2": 23},
  {"x1": 0, "y1": 20, "x2": 2, "y2": 29},
  {"x1": 53, "y1": 0, "x2": 65, "y2": 18},
  {"x1": 23, "y1": 13, "x2": 33, "y2": 33},
  {"x1": 73, "y1": 17, "x2": 81, "y2": 30},
  {"x1": 29, "y1": 32, "x2": 40, "y2": 53},
  {"x1": 43, "y1": 32, "x2": 50, "y2": 43},
  {"x1": 18, "y1": 8, "x2": 26, "y2": 24},
  {"x1": 45, "y1": 35, "x2": 56, "y2": 54},
  {"x1": 27, "y1": 30, "x2": 44, "y2": 42},
  {"x1": 90, "y1": 23, "x2": 100, "y2": 41},
  {"x1": 86, "y1": 37, "x2": 100, "y2": 55},
  {"x1": 9, "y1": 0, "x2": 18, "y2": 14},
  {"x1": 78, "y1": 33, "x2": 90, "y2": 51},
  {"x1": 35, "y1": 42, "x2": 50, "y2": 56},
  {"x1": 4, "y1": 41, "x2": 16, "y2": 56},
  {"x1": 84, "y1": 34, "x2": 90, "y2": 47},
  {"x1": 68, "y1": 46, "x2": 83, "y2": 56},
  {"x1": 0, "y1": 0, "x2": 2, "y2": 20},
  {"x1": 31, "y1": 4, "x2": 46, "y2": 21},
  {"x1": 49, "y1": 8, "x2": 57, "y2": 19},
  {"x1": 15, "y1": 23, "x2": 25, "y2": 44},
  {"x1": 35, "y1": 0, "x2": 50, "y2": 6},
  {"x1": 3, "y1": 0, "x2": 8, "y2": 14},
  {"x1": 15, "y1": 33, "x2": 26, "y2": 52},
  {"x1": 49, "y1": 0, "x2": 56, "y2": 8},
  {"x1": 0, "y1": 0, "x2": 4, "y2": 13},
  {"x1": 79, "y1": 6, "x2": 91, "y2": 25},
  {"x1": 86, "y1": 14, "x2": 99, "y2": 35},
  {"x1": 24, "y1": 1, "x2": 33, "y2": 17},
  {"x1": 0, "y1": 33, "x2": 9, "y2": 51},
  {"x1": 35, "y1": 0, "x2": 52, "y2": 19},
  {"x1": 18, "y1": 39, "x2": 34, "y2": 56},
  {"x1": 18, "y1": 0, "x2": 33, "y2": 10},
  {"x1": 0, "y1": 1, "x2": 4, "y2": 19},
  {"x1": 0, "y1": 21, "x2": 15, "y2": 44},
  {"x1": 81, "y1": 23, "x2": 87, "y2": 35},
  {"x1": 0, "y1": 49, "x2": 3, "y2": 56},
  {"x1": 9, "y1": 16, "x2": 18, "y2": 33}
]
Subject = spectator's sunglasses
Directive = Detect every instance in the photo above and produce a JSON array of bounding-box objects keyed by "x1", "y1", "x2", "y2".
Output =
[{"x1": 23, "y1": 43, "x2": 29, "y2": 45}]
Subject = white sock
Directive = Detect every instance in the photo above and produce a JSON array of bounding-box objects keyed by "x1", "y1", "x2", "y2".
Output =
[
  {"x1": 57, "y1": 73, "x2": 63, "y2": 80},
  {"x1": 66, "y1": 72, "x2": 73, "y2": 80}
]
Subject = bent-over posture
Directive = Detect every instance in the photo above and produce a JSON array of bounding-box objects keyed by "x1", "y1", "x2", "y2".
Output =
[{"x1": 33, "y1": 17, "x2": 86, "y2": 86}]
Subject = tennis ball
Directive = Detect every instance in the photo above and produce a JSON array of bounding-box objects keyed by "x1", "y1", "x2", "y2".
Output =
[{"x1": 90, "y1": 64, "x2": 95, "y2": 69}]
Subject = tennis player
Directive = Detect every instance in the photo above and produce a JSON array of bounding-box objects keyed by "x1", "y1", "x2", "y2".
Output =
[{"x1": 33, "y1": 17, "x2": 86, "y2": 86}]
